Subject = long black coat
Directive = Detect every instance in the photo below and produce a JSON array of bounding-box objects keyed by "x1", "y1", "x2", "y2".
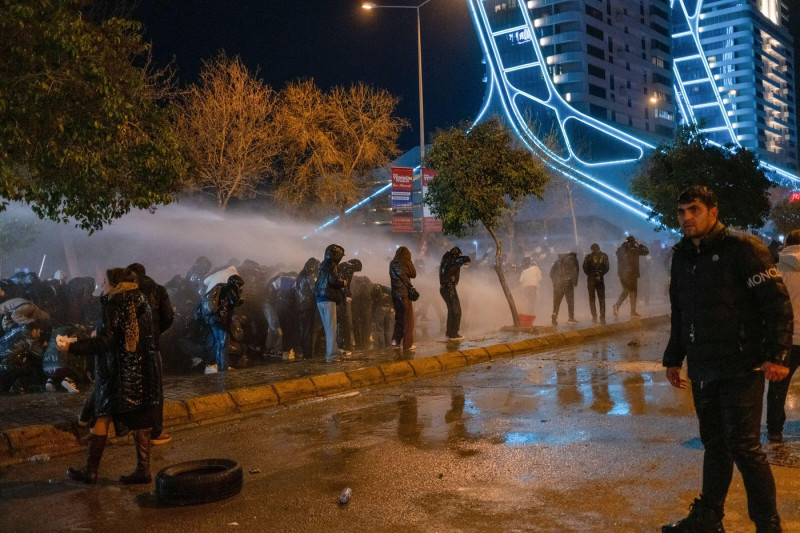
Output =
[
  {"x1": 389, "y1": 252, "x2": 417, "y2": 299},
  {"x1": 69, "y1": 288, "x2": 157, "y2": 418}
]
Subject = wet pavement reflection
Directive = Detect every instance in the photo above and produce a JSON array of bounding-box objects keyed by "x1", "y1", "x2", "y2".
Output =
[{"x1": 1, "y1": 324, "x2": 799, "y2": 532}]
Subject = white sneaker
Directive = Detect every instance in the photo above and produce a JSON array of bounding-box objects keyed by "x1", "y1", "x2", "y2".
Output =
[
  {"x1": 447, "y1": 335, "x2": 465, "y2": 341},
  {"x1": 191, "y1": 357, "x2": 204, "y2": 367},
  {"x1": 61, "y1": 377, "x2": 79, "y2": 393},
  {"x1": 45, "y1": 379, "x2": 57, "y2": 392},
  {"x1": 204, "y1": 364, "x2": 218, "y2": 374},
  {"x1": 406, "y1": 345, "x2": 417, "y2": 351}
]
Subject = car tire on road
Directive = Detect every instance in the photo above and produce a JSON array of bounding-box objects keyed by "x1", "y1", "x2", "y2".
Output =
[{"x1": 156, "y1": 458, "x2": 243, "y2": 506}]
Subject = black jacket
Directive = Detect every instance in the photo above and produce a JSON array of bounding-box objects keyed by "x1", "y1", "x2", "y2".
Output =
[
  {"x1": 582, "y1": 251, "x2": 610, "y2": 281},
  {"x1": 616, "y1": 239, "x2": 649, "y2": 280},
  {"x1": 136, "y1": 274, "x2": 174, "y2": 350},
  {"x1": 663, "y1": 222, "x2": 793, "y2": 383},
  {"x1": 315, "y1": 244, "x2": 345, "y2": 303},
  {"x1": 550, "y1": 253, "x2": 579, "y2": 287},
  {"x1": 69, "y1": 288, "x2": 157, "y2": 417},
  {"x1": 439, "y1": 248, "x2": 471, "y2": 286},
  {"x1": 295, "y1": 258, "x2": 320, "y2": 311}
]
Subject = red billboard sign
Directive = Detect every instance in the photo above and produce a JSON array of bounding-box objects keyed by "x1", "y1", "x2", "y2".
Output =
[{"x1": 392, "y1": 167, "x2": 414, "y2": 233}]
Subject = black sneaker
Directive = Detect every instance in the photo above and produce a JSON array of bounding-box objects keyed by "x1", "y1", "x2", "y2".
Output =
[
  {"x1": 662, "y1": 498, "x2": 725, "y2": 532},
  {"x1": 756, "y1": 515, "x2": 782, "y2": 533},
  {"x1": 768, "y1": 432, "x2": 783, "y2": 443}
]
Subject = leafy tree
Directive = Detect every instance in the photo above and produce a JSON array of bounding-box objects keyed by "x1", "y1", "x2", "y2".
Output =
[
  {"x1": 770, "y1": 188, "x2": 800, "y2": 236},
  {"x1": 424, "y1": 118, "x2": 550, "y2": 327},
  {"x1": 629, "y1": 125, "x2": 772, "y2": 231},
  {"x1": 273, "y1": 80, "x2": 407, "y2": 217},
  {"x1": 176, "y1": 52, "x2": 280, "y2": 211},
  {"x1": 0, "y1": 217, "x2": 39, "y2": 276},
  {"x1": 0, "y1": 0, "x2": 186, "y2": 232}
]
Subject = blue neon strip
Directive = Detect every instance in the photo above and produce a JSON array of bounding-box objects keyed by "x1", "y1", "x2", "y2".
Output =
[{"x1": 313, "y1": 0, "x2": 799, "y2": 233}]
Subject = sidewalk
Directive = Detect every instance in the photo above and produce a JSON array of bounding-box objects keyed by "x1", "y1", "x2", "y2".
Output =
[{"x1": 0, "y1": 315, "x2": 669, "y2": 467}]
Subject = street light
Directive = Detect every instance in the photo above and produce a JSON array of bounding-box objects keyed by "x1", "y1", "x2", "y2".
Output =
[{"x1": 362, "y1": 0, "x2": 434, "y2": 167}]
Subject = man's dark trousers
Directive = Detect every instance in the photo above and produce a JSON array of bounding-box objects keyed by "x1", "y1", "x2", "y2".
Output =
[
  {"x1": 552, "y1": 282, "x2": 575, "y2": 320},
  {"x1": 439, "y1": 284, "x2": 461, "y2": 338},
  {"x1": 766, "y1": 345, "x2": 800, "y2": 435},
  {"x1": 587, "y1": 277, "x2": 605, "y2": 321},
  {"x1": 692, "y1": 371, "x2": 778, "y2": 523}
]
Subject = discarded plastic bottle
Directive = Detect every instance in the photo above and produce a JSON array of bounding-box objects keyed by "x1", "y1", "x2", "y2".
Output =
[{"x1": 338, "y1": 488, "x2": 352, "y2": 505}]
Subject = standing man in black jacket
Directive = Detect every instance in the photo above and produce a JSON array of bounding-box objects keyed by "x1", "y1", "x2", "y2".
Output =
[
  {"x1": 662, "y1": 186, "x2": 791, "y2": 533},
  {"x1": 439, "y1": 247, "x2": 471, "y2": 340},
  {"x1": 582, "y1": 243, "x2": 609, "y2": 324},
  {"x1": 127, "y1": 263, "x2": 174, "y2": 445}
]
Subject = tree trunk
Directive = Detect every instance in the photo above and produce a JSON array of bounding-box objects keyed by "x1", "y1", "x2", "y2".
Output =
[{"x1": 485, "y1": 224, "x2": 521, "y2": 327}]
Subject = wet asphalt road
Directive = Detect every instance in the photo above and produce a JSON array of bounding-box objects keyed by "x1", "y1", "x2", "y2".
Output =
[{"x1": 1, "y1": 324, "x2": 799, "y2": 532}]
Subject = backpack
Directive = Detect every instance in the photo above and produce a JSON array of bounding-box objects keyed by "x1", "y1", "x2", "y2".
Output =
[{"x1": 200, "y1": 284, "x2": 224, "y2": 317}]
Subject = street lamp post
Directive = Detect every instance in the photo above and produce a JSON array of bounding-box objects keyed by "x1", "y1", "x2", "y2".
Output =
[{"x1": 362, "y1": 1, "x2": 433, "y2": 167}]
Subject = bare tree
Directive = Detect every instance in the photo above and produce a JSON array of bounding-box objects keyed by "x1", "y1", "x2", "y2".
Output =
[
  {"x1": 274, "y1": 80, "x2": 407, "y2": 216},
  {"x1": 176, "y1": 53, "x2": 279, "y2": 210}
]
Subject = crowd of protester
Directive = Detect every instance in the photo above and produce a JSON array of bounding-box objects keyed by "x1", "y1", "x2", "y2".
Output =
[{"x1": 0, "y1": 236, "x2": 673, "y2": 395}]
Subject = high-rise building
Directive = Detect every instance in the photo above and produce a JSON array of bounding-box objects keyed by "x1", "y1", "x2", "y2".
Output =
[
  {"x1": 675, "y1": 0, "x2": 797, "y2": 169},
  {"x1": 529, "y1": 0, "x2": 675, "y2": 143}
]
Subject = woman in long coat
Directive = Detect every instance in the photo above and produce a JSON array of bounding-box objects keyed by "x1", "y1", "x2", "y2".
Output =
[
  {"x1": 389, "y1": 246, "x2": 417, "y2": 350},
  {"x1": 61, "y1": 267, "x2": 158, "y2": 485}
]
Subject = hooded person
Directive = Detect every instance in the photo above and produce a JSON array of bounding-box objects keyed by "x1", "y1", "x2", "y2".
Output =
[
  {"x1": 0, "y1": 320, "x2": 48, "y2": 394},
  {"x1": 200, "y1": 274, "x2": 244, "y2": 373},
  {"x1": 767, "y1": 229, "x2": 800, "y2": 442},
  {"x1": 439, "y1": 247, "x2": 471, "y2": 340},
  {"x1": 612, "y1": 235, "x2": 650, "y2": 317},
  {"x1": 337, "y1": 258, "x2": 362, "y2": 352},
  {"x1": 550, "y1": 252, "x2": 579, "y2": 325},
  {"x1": 295, "y1": 258, "x2": 321, "y2": 359},
  {"x1": 314, "y1": 245, "x2": 347, "y2": 362},
  {"x1": 62, "y1": 267, "x2": 158, "y2": 485},
  {"x1": 389, "y1": 246, "x2": 417, "y2": 350},
  {"x1": 127, "y1": 263, "x2": 174, "y2": 445}
]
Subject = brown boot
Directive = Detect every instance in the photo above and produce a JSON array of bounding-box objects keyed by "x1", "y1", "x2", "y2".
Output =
[
  {"x1": 120, "y1": 429, "x2": 152, "y2": 484},
  {"x1": 67, "y1": 434, "x2": 107, "y2": 484}
]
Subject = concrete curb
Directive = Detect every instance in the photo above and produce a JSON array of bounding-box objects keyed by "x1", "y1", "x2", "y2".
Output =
[{"x1": 0, "y1": 315, "x2": 669, "y2": 467}]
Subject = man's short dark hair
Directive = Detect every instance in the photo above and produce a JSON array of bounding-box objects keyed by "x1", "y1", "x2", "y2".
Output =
[
  {"x1": 785, "y1": 229, "x2": 800, "y2": 246},
  {"x1": 677, "y1": 185, "x2": 718, "y2": 208}
]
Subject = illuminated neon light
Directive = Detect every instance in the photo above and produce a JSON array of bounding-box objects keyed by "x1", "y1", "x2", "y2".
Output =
[{"x1": 314, "y1": 0, "x2": 798, "y2": 233}]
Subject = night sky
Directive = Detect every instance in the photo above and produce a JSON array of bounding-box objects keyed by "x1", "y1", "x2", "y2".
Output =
[{"x1": 134, "y1": 0, "x2": 487, "y2": 152}]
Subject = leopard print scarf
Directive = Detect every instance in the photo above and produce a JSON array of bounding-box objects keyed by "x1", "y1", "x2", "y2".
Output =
[{"x1": 108, "y1": 281, "x2": 139, "y2": 352}]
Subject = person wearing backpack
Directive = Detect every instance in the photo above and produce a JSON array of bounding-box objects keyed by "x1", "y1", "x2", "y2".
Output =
[
  {"x1": 201, "y1": 275, "x2": 244, "y2": 373},
  {"x1": 550, "y1": 252, "x2": 579, "y2": 325}
]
